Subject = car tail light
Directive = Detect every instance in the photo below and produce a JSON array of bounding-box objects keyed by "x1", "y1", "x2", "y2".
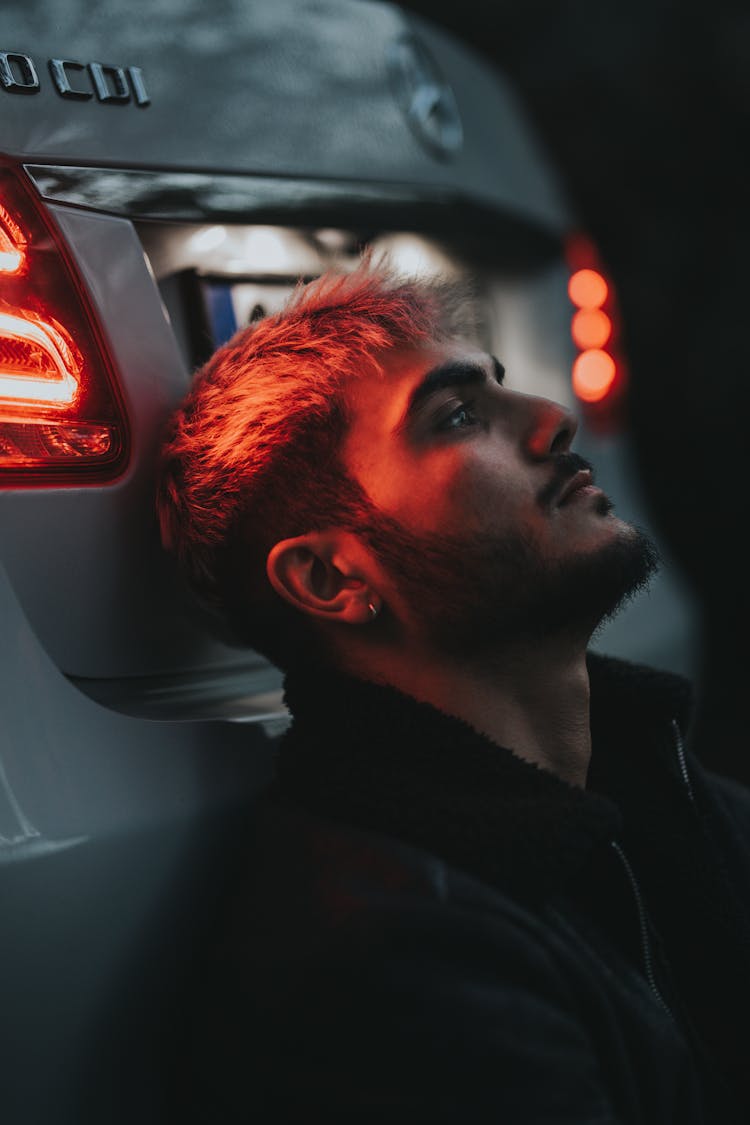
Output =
[
  {"x1": 0, "y1": 163, "x2": 128, "y2": 481},
  {"x1": 566, "y1": 232, "x2": 627, "y2": 433}
]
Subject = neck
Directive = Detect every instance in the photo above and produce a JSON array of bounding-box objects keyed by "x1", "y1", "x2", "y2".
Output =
[{"x1": 338, "y1": 639, "x2": 593, "y2": 788}]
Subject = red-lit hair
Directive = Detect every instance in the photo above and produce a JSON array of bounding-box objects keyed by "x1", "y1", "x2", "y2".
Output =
[{"x1": 156, "y1": 254, "x2": 473, "y2": 668}]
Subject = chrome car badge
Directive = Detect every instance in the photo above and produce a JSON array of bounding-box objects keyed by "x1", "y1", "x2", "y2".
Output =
[
  {"x1": 0, "y1": 50, "x2": 149, "y2": 105},
  {"x1": 387, "y1": 35, "x2": 463, "y2": 161}
]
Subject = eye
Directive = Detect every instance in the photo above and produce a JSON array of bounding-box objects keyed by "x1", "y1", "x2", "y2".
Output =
[{"x1": 436, "y1": 401, "x2": 479, "y2": 432}]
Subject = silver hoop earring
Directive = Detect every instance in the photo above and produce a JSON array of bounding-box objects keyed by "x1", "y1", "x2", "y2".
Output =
[{"x1": 367, "y1": 602, "x2": 379, "y2": 621}]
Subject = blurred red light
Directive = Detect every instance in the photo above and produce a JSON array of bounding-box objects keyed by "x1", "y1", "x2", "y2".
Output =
[
  {"x1": 568, "y1": 269, "x2": 608, "y2": 309},
  {"x1": 572, "y1": 350, "x2": 616, "y2": 403},
  {"x1": 571, "y1": 308, "x2": 612, "y2": 350}
]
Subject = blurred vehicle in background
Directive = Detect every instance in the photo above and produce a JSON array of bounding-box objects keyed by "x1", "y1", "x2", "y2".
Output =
[{"x1": 0, "y1": 1, "x2": 698, "y2": 1120}]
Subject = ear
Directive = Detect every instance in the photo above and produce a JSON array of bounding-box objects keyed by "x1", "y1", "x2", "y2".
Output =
[{"x1": 266, "y1": 530, "x2": 380, "y2": 626}]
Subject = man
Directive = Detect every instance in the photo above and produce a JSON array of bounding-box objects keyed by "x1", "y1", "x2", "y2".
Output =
[{"x1": 157, "y1": 258, "x2": 750, "y2": 1124}]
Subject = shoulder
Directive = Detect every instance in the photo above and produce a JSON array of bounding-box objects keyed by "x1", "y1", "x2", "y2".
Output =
[
  {"x1": 245, "y1": 792, "x2": 553, "y2": 946},
  {"x1": 192, "y1": 799, "x2": 618, "y2": 1123},
  {"x1": 210, "y1": 793, "x2": 589, "y2": 1013}
]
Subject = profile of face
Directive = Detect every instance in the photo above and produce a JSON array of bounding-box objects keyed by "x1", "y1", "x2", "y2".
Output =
[{"x1": 340, "y1": 342, "x2": 658, "y2": 657}]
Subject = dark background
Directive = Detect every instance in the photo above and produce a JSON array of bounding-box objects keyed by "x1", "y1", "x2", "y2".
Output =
[{"x1": 400, "y1": 0, "x2": 750, "y2": 782}]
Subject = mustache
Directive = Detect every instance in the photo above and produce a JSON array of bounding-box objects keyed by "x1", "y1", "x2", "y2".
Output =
[{"x1": 536, "y1": 452, "x2": 595, "y2": 508}]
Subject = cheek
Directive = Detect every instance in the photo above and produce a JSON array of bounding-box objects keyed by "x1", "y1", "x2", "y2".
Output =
[
  {"x1": 459, "y1": 455, "x2": 526, "y2": 516},
  {"x1": 425, "y1": 461, "x2": 529, "y2": 536},
  {"x1": 353, "y1": 447, "x2": 465, "y2": 524},
  {"x1": 350, "y1": 438, "x2": 533, "y2": 536}
]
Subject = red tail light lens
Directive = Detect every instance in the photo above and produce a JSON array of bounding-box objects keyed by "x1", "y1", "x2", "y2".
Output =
[
  {"x1": 0, "y1": 164, "x2": 128, "y2": 480},
  {"x1": 0, "y1": 200, "x2": 26, "y2": 274}
]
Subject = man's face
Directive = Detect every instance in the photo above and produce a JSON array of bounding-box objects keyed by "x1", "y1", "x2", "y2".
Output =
[{"x1": 340, "y1": 342, "x2": 657, "y2": 654}]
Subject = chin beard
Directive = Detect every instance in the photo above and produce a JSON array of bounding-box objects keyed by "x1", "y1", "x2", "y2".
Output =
[
  {"x1": 357, "y1": 511, "x2": 660, "y2": 656},
  {"x1": 528, "y1": 525, "x2": 661, "y2": 644}
]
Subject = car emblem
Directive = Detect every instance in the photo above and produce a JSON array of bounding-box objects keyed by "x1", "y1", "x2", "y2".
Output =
[
  {"x1": 0, "y1": 50, "x2": 149, "y2": 105},
  {"x1": 387, "y1": 35, "x2": 463, "y2": 161}
]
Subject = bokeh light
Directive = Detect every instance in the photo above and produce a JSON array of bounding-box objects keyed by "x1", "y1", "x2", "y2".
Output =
[
  {"x1": 568, "y1": 268, "x2": 608, "y2": 309},
  {"x1": 572, "y1": 349, "x2": 616, "y2": 402},
  {"x1": 571, "y1": 308, "x2": 612, "y2": 349}
]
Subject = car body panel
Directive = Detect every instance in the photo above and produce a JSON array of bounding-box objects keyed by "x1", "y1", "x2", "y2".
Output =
[{"x1": 1, "y1": 0, "x2": 569, "y2": 234}]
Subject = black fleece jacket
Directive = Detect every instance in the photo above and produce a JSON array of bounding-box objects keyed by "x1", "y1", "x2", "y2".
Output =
[{"x1": 190, "y1": 652, "x2": 750, "y2": 1124}]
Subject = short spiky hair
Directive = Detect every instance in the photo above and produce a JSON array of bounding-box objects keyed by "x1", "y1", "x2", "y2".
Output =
[{"x1": 156, "y1": 254, "x2": 474, "y2": 668}]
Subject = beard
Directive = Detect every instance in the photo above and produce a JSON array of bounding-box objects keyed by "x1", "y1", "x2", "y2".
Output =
[{"x1": 354, "y1": 502, "x2": 659, "y2": 658}]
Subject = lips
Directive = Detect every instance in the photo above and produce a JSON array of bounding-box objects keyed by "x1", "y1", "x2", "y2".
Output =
[{"x1": 556, "y1": 468, "x2": 593, "y2": 506}]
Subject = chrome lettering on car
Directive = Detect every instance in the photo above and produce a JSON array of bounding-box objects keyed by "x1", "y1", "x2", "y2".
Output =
[
  {"x1": 0, "y1": 51, "x2": 150, "y2": 105},
  {"x1": 0, "y1": 52, "x2": 39, "y2": 93}
]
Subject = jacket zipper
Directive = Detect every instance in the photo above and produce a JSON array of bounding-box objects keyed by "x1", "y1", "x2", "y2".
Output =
[
  {"x1": 610, "y1": 839, "x2": 673, "y2": 1016},
  {"x1": 607, "y1": 717, "x2": 691, "y2": 1017},
  {"x1": 671, "y1": 717, "x2": 696, "y2": 804}
]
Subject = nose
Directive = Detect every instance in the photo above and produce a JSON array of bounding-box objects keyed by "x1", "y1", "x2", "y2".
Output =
[{"x1": 524, "y1": 396, "x2": 578, "y2": 459}]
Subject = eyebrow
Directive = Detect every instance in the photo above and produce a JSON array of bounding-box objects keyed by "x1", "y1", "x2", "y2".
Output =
[{"x1": 395, "y1": 355, "x2": 506, "y2": 434}]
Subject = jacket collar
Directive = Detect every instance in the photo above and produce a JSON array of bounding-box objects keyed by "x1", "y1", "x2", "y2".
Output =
[{"x1": 274, "y1": 651, "x2": 692, "y2": 901}]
